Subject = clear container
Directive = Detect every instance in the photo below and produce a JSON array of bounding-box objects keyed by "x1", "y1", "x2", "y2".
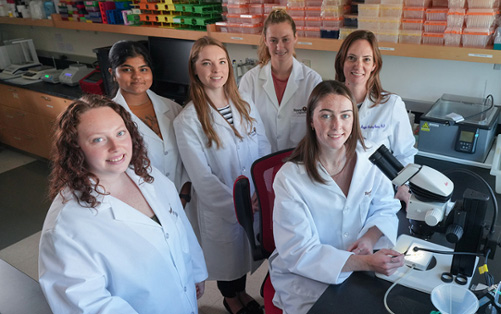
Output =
[
  {"x1": 216, "y1": 21, "x2": 229, "y2": 32},
  {"x1": 379, "y1": 16, "x2": 401, "y2": 29},
  {"x1": 240, "y1": 14, "x2": 264, "y2": 24},
  {"x1": 303, "y1": 26, "x2": 321, "y2": 36},
  {"x1": 305, "y1": 16, "x2": 322, "y2": 26},
  {"x1": 448, "y1": 0, "x2": 465, "y2": 7},
  {"x1": 322, "y1": 16, "x2": 343, "y2": 27},
  {"x1": 339, "y1": 26, "x2": 358, "y2": 39},
  {"x1": 263, "y1": 3, "x2": 275, "y2": 14},
  {"x1": 376, "y1": 29, "x2": 399, "y2": 42},
  {"x1": 227, "y1": 22, "x2": 242, "y2": 32},
  {"x1": 228, "y1": 0, "x2": 250, "y2": 4},
  {"x1": 447, "y1": 8, "x2": 465, "y2": 27},
  {"x1": 249, "y1": 4, "x2": 263, "y2": 14},
  {"x1": 322, "y1": 0, "x2": 347, "y2": 6},
  {"x1": 380, "y1": 4, "x2": 403, "y2": 17},
  {"x1": 358, "y1": 4, "x2": 380, "y2": 17},
  {"x1": 343, "y1": 14, "x2": 358, "y2": 27},
  {"x1": 462, "y1": 27, "x2": 492, "y2": 47},
  {"x1": 296, "y1": 25, "x2": 305, "y2": 36},
  {"x1": 467, "y1": 0, "x2": 496, "y2": 8},
  {"x1": 305, "y1": 0, "x2": 323, "y2": 5},
  {"x1": 241, "y1": 22, "x2": 264, "y2": 33},
  {"x1": 424, "y1": 20, "x2": 447, "y2": 32},
  {"x1": 365, "y1": 0, "x2": 381, "y2": 4},
  {"x1": 426, "y1": 8, "x2": 448, "y2": 21},
  {"x1": 321, "y1": 4, "x2": 344, "y2": 17},
  {"x1": 444, "y1": 26, "x2": 462, "y2": 45},
  {"x1": 432, "y1": 0, "x2": 448, "y2": 6},
  {"x1": 403, "y1": 7, "x2": 426, "y2": 19},
  {"x1": 358, "y1": 16, "x2": 379, "y2": 29},
  {"x1": 226, "y1": 13, "x2": 242, "y2": 23},
  {"x1": 465, "y1": 8, "x2": 497, "y2": 28},
  {"x1": 381, "y1": 0, "x2": 404, "y2": 4},
  {"x1": 287, "y1": 6, "x2": 305, "y2": 16},
  {"x1": 422, "y1": 32, "x2": 444, "y2": 44},
  {"x1": 249, "y1": 0, "x2": 263, "y2": 3},
  {"x1": 401, "y1": 18, "x2": 424, "y2": 30},
  {"x1": 292, "y1": 15, "x2": 305, "y2": 26},
  {"x1": 287, "y1": 0, "x2": 305, "y2": 7},
  {"x1": 227, "y1": 4, "x2": 249, "y2": 14},
  {"x1": 399, "y1": 29, "x2": 423, "y2": 43},
  {"x1": 305, "y1": 6, "x2": 322, "y2": 16},
  {"x1": 404, "y1": 0, "x2": 431, "y2": 6}
]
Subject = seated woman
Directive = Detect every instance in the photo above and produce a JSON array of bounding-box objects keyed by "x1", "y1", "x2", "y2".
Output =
[
  {"x1": 269, "y1": 80, "x2": 404, "y2": 314},
  {"x1": 38, "y1": 94, "x2": 207, "y2": 314}
]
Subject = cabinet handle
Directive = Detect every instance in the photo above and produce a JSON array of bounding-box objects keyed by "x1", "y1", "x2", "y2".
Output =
[
  {"x1": 46, "y1": 104, "x2": 54, "y2": 109},
  {"x1": 13, "y1": 136, "x2": 22, "y2": 141},
  {"x1": 41, "y1": 96, "x2": 51, "y2": 101}
]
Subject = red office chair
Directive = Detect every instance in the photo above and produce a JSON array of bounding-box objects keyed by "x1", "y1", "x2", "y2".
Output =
[{"x1": 233, "y1": 149, "x2": 293, "y2": 314}]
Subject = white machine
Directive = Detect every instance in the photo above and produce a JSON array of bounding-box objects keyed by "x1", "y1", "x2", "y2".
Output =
[
  {"x1": 21, "y1": 65, "x2": 55, "y2": 80},
  {"x1": 41, "y1": 69, "x2": 63, "y2": 84},
  {"x1": 0, "y1": 39, "x2": 41, "y2": 80},
  {"x1": 59, "y1": 64, "x2": 93, "y2": 86},
  {"x1": 369, "y1": 145, "x2": 496, "y2": 292}
]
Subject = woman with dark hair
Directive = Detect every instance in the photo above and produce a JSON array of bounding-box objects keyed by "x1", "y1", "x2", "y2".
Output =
[
  {"x1": 239, "y1": 8, "x2": 322, "y2": 152},
  {"x1": 39, "y1": 94, "x2": 207, "y2": 313},
  {"x1": 269, "y1": 80, "x2": 403, "y2": 313},
  {"x1": 174, "y1": 36, "x2": 270, "y2": 314},
  {"x1": 334, "y1": 30, "x2": 417, "y2": 204},
  {"x1": 108, "y1": 40, "x2": 192, "y2": 208}
]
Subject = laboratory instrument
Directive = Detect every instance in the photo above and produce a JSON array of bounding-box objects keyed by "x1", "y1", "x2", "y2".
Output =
[
  {"x1": 418, "y1": 93, "x2": 499, "y2": 162},
  {"x1": 59, "y1": 64, "x2": 93, "y2": 86},
  {"x1": 0, "y1": 39, "x2": 41, "y2": 80},
  {"x1": 79, "y1": 69, "x2": 104, "y2": 95},
  {"x1": 370, "y1": 145, "x2": 498, "y2": 290},
  {"x1": 41, "y1": 69, "x2": 63, "y2": 84},
  {"x1": 21, "y1": 65, "x2": 55, "y2": 80}
]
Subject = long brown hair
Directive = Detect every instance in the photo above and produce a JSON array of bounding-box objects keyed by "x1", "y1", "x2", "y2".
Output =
[
  {"x1": 49, "y1": 94, "x2": 152, "y2": 208},
  {"x1": 188, "y1": 36, "x2": 255, "y2": 148},
  {"x1": 288, "y1": 80, "x2": 366, "y2": 184},
  {"x1": 334, "y1": 30, "x2": 389, "y2": 107},
  {"x1": 258, "y1": 9, "x2": 297, "y2": 66}
]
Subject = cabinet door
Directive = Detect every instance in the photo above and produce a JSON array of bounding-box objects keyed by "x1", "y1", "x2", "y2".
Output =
[
  {"x1": 0, "y1": 105, "x2": 40, "y2": 134},
  {"x1": 0, "y1": 84, "x2": 31, "y2": 112},
  {"x1": 0, "y1": 125, "x2": 48, "y2": 158},
  {"x1": 28, "y1": 91, "x2": 71, "y2": 119}
]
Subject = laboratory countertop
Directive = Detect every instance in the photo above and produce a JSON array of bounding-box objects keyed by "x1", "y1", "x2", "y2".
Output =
[{"x1": 0, "y1": 78, "x2": 83, "y2": 100}]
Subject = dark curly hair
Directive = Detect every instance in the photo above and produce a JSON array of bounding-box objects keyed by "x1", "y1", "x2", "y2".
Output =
[{"x1": 49, "y1": 94, "x2": 153, "y2": 208}]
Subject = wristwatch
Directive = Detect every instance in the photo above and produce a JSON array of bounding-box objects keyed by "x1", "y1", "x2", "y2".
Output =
[{"x1": 179, "y1": 193, "x2": 191, "y2": 203}]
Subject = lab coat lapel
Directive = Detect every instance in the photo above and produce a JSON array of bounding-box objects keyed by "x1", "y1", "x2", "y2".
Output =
[
  {"x1": 115, "y1": 90, "x2": 163, "y2": 145},
  {"x1": 147, "y1": 90, "x2": 176, "y2": 154},
  {"x1": 279, "y1": 58, "x2": 302, "y2": 107},
  {"x1": 357, "y1": 95, "x2": 371, "y2": 121},
  {"x1": 260, "y1": 63, "x2": 280, "y2": 110}
]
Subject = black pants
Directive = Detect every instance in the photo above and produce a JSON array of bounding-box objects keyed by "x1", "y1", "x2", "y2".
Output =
[{"x1": 217, "y1": 274, "x2": 247, "y2": 298}]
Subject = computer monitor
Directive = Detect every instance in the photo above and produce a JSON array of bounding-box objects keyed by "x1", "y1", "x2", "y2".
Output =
[{"x1": 148, "y1": 37, "x2": 193, "y2": 86}]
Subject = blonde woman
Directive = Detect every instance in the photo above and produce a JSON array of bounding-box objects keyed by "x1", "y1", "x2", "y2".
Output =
[
  {"x1": 239, "y1": 9, "x2": 322, "y2": 152},
  {"x1": 174, "y1": 36, "x2": 270, "y2": 314}
]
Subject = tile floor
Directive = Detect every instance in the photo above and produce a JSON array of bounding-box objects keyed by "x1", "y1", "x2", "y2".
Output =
[{"x1": 0, "y1": 145, "x2": 267, "y2": 314}]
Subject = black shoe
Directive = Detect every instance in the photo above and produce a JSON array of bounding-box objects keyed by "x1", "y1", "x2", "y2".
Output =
[
  {"x1": 223, "y1": 298, "x2": 250, "y2": 314},
  {"x1": 244, "y1": 300, "x2": 264, "y2": 314}
]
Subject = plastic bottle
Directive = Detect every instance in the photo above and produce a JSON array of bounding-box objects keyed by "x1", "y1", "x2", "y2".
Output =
[
  {"x1": 43, "y1": 0, "x2": 55, "y2": 18},
  {"x1": 29, "y1": 0, "x2": 44, "y2": 19}
]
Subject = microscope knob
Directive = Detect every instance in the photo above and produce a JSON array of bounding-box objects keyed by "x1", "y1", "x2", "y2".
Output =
[
  {"x1": 425, "y1": 207, "x2": 444, "y2": 226},
  {"x1": 446, "y1": 224, "x2": 463, "y2": 243}
]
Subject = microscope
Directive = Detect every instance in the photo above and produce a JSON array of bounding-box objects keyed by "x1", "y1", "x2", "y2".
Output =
[{"x1": 369, "y1": 145, "x2": 497, "y2": 278}]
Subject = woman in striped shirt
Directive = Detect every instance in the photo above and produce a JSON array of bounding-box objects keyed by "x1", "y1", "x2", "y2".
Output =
[{"x1": 174, "y1": 36, "x2": 270, "y2": 314}]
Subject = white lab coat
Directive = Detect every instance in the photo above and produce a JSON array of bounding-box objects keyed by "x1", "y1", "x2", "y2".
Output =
[
  {"x1": 359, "y1": 93, "x2": 417, "y2": 166},
  {"x1": 113, "y1": 89, "x2": 189, "y2": 191},
  {"x1": 174, "y1": 99, "x2": 271, "y2": 280},
  {"x1": 239, "y1": 58, "x2": 322, "y2": 152},
  {"x1": 39, "y1": 167, "x2": 208, "y2": 314},
  {"x1": 269, "y1": 144, "x2": 400, "y2": 314}
]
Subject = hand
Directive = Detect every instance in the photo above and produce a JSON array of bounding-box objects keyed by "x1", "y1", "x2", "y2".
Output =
[
  {"x1": 347, "y1": 238, "x2": 374, "y2": 256},
  {"x1": 368, "y1": 249, "x2": 404, "y2": 276},
  {"x1": 394, "y1": 185, "x2": 411, "y2": 209},
  {"x1": 251, "y1": 193, "x2": 260, "y2": 214},
  {"x1": 196, "y1": 281, "x2": 205, "y2": 299}
]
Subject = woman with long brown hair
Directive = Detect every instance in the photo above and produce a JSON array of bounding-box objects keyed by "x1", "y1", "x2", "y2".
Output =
[
  {"x1": 334, "y1": 30, "x2": 417, "y2": 205},
  {"x1": 174, "y1": 36, "x2": 270, "y2": 314}
]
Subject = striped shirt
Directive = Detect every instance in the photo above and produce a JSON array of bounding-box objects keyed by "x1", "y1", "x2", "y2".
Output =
[{"x1": 218, "y1": 105, "x2": 233, "y2": 125}]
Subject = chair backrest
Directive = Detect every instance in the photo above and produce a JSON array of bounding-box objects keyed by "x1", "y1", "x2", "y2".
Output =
[{"x1": 252, "y1": 148, "x2": 294, "y2": 256}]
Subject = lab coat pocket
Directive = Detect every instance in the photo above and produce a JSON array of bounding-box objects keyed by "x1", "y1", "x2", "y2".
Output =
[
  {"x1": 200, "y1": 210, "x2": 239, "y2": 243},
  {"x1": 361, "y1": 125, "x2": 388, "y2": 144},
  {"x1": 359, "y1": 194, "x2": 372, "y2": 226}
]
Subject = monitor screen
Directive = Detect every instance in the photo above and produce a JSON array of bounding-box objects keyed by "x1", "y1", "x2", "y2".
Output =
[{"x1": 148, "y1": 37, "x2": 194, "y2": 86}]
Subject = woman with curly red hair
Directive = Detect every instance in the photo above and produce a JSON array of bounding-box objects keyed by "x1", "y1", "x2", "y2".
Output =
[{"x1": 39, "y1": 94, "x2": 207, "y2": 313}]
